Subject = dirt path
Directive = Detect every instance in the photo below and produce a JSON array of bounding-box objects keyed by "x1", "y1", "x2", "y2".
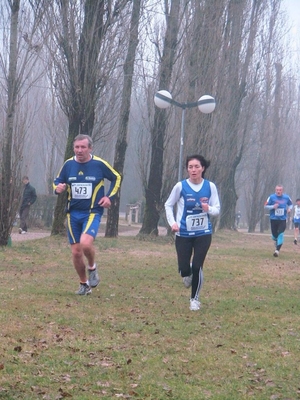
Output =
[
  {"x1": 11, "y1": 231, "x2": 51, "y2": 242},
  {"x1": 10, "y1": 224, "x2": 168, "y2": 242},
  {"x1": 11, "y1": 227, "x2": 297, "y2": 243}
]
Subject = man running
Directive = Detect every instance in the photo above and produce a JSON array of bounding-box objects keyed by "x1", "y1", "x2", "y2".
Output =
[
  {"x1": 265, "y1": 185, "x2": 293, "y2": 257},
  {"x1": 54, "y1": 134, "x2": 121, "y2": 295}
]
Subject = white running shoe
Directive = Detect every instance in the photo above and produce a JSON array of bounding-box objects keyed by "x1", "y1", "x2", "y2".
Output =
[
  {"x1": 88, "y1": 265, "x2": 100, "y2": 288},
  {"x1": 273, "y1": 250, "x2": 279, "y2": 257},
  {"x1": 189, "y1": 298, "x2": 201, "y2": 311},
  {"x1": 183, "y1": 275, "x2": 193, "y2": 288}
]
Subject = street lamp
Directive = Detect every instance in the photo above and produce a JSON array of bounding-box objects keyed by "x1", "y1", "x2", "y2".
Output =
[{"x1": 154, "y1": 90, "x2": 216, "y2": 181}]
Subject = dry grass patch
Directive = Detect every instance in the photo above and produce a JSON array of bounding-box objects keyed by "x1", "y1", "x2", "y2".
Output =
[{"x1": 0, "y1": 230, "x2": 299, "y2": 399}]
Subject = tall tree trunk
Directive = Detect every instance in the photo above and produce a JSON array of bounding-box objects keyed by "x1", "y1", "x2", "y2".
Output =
[
  {"x1": 0, "y1": 0, "x2": 20, "y2": 246},
  {"x1": 51, "y1": 0, "x2": 106, "y2": 235},
  {"x1": 139, "y1": 0, "x2": 181, "y2": 235},
  {"x1": 105, "y1": 0, "x2": 141, "y2": 238},
  {"x1": 218, "y1": 0, "x2": 262, "y2": 230}
]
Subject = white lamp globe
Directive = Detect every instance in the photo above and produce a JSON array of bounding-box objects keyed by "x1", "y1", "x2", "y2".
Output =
[
  {"x1": 198, "y1": 95, "x2": 216, "y2": 114},
  {"x1": 154, "y1": 90, "x2": 172, "y2": 109}
]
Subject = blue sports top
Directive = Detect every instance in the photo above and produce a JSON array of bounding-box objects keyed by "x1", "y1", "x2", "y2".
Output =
[
  {"x1": 165, "y1": 179, "x2": 220, "y2": 237},
  {"x1": 264, "y1": 193, "x2": 293, "y2": 220},
  {"x1": 53, "y1": 155, "x2": 121, "y2": 214},
  {"x1": 293, "y1": 205, "x2": 300, "y2": 223}
]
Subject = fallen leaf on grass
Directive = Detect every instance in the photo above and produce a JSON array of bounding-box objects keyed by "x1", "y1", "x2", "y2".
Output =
[
  {"x1": 84, "y1": 362, "x2": 96, "y2": 367},
  {"x1": 163, "y1": 384, "x2": 172, "y2": 394},
  {"x1": 30, "y1": 386, "x2": 46, "y2": 395},
  {"x1": 60, "y1": 374, "x2": 72, "y2": 382},
  {"x1": 100, "y1": 361, "x2": 115, "y2": 367},
  {"x1": 97, "y1": 381, "x2": 111, "y2": 387},
  {"x1": 58, "y1": 387, "x2": 72, "y2": 397}
]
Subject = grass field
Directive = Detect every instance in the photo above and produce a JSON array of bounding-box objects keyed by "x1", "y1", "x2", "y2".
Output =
[{"x1": 0, "y1": 229, "x2": 299, "y2": 399}]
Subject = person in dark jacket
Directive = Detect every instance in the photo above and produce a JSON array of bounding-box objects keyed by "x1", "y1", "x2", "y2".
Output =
[{"x1": 19, "y1": 176, "x2": 37, "y2": 234}]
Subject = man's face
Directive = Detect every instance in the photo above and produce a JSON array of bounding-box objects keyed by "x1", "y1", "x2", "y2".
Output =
[
  {"x1": 275, "y1": 186, "x2": 283, "y2": 196},
  {"x1": 73, "y1": 139, "x2": 91, "y2": 163}
]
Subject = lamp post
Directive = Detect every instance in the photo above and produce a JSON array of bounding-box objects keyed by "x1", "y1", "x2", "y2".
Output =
[{"x1": 154, "y1": 90, "x2": 216, "y2": 181}]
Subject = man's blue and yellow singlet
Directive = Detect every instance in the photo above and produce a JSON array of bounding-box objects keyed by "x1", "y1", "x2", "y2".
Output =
[{"x1": 53, "y1": 155, "x2": 121, "y2": 215}]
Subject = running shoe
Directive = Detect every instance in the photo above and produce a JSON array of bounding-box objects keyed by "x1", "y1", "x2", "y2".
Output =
[
  {"x1": 182, "y1": 275, "x2": 193, "y2": 288},
  {"x1": 189, "y1": 298, "x2": 201, "y2": 311},
  {"x1": 88, "y1": 265, "x2": 100, "y2": 288},
  {"x1": 76, "y1": 283, "x2": 92, "y2": 295},
  {"x1": 273, "y1": 250, "x2": 279, "y2": 257},
  {"x1": 294, "y1": 239, "x2": 297, "y2": 245}
]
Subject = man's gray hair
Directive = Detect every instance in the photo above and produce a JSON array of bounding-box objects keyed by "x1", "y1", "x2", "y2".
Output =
[{"x1": 74, "y1": 134, "x2": 93, "y2": 148}]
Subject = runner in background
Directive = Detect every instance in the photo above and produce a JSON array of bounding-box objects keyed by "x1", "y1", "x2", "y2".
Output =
[{"x1": 264, "y1": 185, "x2": 293, "y2": 257}]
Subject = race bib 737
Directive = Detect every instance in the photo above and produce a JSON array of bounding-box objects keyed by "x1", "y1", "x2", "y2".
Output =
[{"x1": 186, "y1": 213, "x2": 208, "y2": 231}]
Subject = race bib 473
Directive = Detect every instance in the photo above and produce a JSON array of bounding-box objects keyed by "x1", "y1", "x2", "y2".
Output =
[{"x1": 71, "y1": 183, "x2": 92, "y2": 199}]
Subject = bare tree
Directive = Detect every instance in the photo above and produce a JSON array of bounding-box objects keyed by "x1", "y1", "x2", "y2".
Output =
[
  {"x1": 240, "y1": 0, "x2": 292, "y2": 232},
  {"x1": 0, "y1": 0, "x2": 21, "y2": 246},
  {"x1": 0, "y1": 0, "x2": 46, "y2": 246},
  {"x1": 139, "y1": 0, "x2": 182, "y2": 235},
  {"x1": 105, "y1": 0, "x2": 142, "y2": 237},
  {"x1": 211, "y1": 0, "x2": 264, "y2": 230},
  {"x1": 45, "y1": 0, "x2": 131, "y2": 235},
  {"x1": 134, "y1": 0, "x2": 297, "y2": 236}
]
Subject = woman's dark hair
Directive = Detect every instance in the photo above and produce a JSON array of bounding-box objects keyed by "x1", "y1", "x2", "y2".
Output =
[{"x1": 186, "y1": 154, "x2": 210, "y2": 177}]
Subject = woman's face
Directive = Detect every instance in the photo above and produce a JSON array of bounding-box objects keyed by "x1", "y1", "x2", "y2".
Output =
[{"x1": 187, "y1": 159, "x2": 205, "y2": 182}]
